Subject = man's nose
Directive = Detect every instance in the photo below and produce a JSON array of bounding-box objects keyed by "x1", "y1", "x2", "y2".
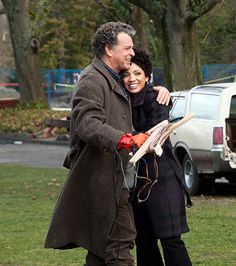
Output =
[{"x1": 130, "y1": 48, "x2": 135, "y2": 57}]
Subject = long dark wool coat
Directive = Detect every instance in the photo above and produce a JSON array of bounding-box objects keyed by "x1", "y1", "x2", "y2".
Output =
[
  {"x1": 130, "y1": 84, "x2": 190, "y2": 239},
  {"x1": 44, "y1": 58, "x2": 133, "y2": 258}
]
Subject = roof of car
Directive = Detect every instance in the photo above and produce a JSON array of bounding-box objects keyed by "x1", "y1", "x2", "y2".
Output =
[
  {"x1": 171, "y1": 83, "x2": 236, "y2": 96},
  {"x1": 192, "y1": 83, "x2": 236, "y2": 94}
]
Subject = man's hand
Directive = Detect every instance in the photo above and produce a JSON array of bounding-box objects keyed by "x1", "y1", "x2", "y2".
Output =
[
  {"x1": 117, "y1": 133, "x2": 148, "y2": 150},
  {"x1": 153, "y1": 86, "x2": 170, "y2": 106}
]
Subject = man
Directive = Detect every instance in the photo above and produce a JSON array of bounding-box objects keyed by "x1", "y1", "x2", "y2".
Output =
[{"x1": 45, "y1": 22, "x2": 169, "y2": 266}]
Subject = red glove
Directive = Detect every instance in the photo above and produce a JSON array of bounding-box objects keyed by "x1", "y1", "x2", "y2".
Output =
[
  {"x1": 117, "y1": 133, "x2": 133, "y2": 150},
  {"x1": 117, "y1": 133, "x2": 148, "y2": 150}
]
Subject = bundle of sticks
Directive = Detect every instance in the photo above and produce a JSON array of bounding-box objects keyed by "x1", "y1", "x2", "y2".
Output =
[{"x1": 129, "y1": 114, "x2": 194, "y2": 164}]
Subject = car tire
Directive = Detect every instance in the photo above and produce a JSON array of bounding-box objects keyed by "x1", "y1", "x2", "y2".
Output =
[{"x1": 183, "y1": 153, "x2": 201, "y2": 195}]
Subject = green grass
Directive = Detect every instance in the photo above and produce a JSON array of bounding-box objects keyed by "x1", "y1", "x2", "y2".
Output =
[
  {"x1": 0, "y1": 164, "x2": 235, "y2": 265},
  {"x1": 184, "y1": 196, "x2": 236, "y2": 265}
]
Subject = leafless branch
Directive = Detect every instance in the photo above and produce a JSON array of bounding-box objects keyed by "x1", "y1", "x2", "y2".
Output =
[
  {"x1": 0, "y1": 8, "x2": 5, "y2": 15},
  {"x1": 95, "y1": 0, "x2": 120, "y2": 21},
  {"x1": 127, "y1": 0, "x2": 163, "y2": 26},
  {"x1": 187, "y1": 0, "x2": 223, "y2": 22}
]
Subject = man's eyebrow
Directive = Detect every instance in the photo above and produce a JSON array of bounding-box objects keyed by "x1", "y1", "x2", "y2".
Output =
[{"x1": 124, "y1": 45, "x2": 133, "y2": 48}]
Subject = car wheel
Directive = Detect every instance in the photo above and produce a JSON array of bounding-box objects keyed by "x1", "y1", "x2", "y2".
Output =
[{"x1": 183, "y1": 153, "x2": 200, "y2": 195}]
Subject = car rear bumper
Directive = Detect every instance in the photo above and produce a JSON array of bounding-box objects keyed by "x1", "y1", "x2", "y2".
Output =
[{"x1": 192, "y1": 149, "x2": 236, "y2": 174}]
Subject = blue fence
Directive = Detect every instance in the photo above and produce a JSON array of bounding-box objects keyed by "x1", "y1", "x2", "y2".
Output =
[
  {"x1": 45, "y1": 69, "x2": 81, "y2": 109},
  {"x1": 1, "y1": 64, "x2": 236, "y2": 108},
  {"x1": 202, "y1": 64, "x2": 236, "y2": 83}
]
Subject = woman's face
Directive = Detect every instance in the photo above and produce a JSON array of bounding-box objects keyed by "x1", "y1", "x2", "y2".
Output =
[{"x1": 123, "y1": 62, "x2": 149, "y2": 94}]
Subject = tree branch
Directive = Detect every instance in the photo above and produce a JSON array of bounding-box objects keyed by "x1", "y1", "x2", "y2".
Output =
[
  {"x1": 187, "y1": 0, "x2": 223, "y2": 22},
  {"x1": 0, "y1": 8, "x2": 5, "y2": 15},
  {"x1": 127, "y1": 0, "x2": 164, "y2": 25},
  {"x1": 95, "y1": 0, "x2": 120, "y2": 21}
]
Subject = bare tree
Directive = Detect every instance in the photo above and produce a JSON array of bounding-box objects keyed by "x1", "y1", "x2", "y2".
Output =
[
  {"x1": 0, "y1": 7, "x2": 5, "y2": 15},
  {"x1": 130, "y1": 6, "x2": 151, "y2": 53},
  {"x1": 1, "y1": 0, "x2": 46, "y2": 104},
  {"x1": 128, "y1": 0, "x2": 223, "y2": 91}
]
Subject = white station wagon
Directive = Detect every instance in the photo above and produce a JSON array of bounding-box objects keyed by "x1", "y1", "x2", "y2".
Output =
[{"x1": 169, "y1": 83, "x2": 236, "y2": 195}]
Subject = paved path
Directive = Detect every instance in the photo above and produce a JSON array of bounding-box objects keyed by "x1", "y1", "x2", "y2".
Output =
[
  {"x1": 0, "y1": 142, "x2": 69, "y2": 168},
  {"x1": 0, "y1": 142, "x2": 235, "y2": 195}
]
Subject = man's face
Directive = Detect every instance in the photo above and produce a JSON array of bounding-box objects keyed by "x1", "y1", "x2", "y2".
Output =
[{"x1": 107, "y1": 32, "x2": 134, "y2": 72}]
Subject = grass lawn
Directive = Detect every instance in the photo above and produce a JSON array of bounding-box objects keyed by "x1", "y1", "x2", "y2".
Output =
[{"x1": 0, "y1": 164, "x2": 235, "y2": 265}]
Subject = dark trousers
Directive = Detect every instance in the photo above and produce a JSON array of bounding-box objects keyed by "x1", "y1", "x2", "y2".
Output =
[
  {"x1": 136, "y1": 235, "x2": 192, "y2": 266},
  {"x1": 133, "y1": 201, "x2": 192, "y2": 266},
  {"x1": 85, "y1": 189, "x2": 136, "y2": 266},
  {"x1": 135, "y1": 217, "x2": 164, "y2": 266},
  {"x1": 160, "y1": 237, "x2": 192, "y2": 266}
]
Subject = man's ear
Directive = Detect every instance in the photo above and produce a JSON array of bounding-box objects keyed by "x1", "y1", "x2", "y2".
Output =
[{"x1": 105, "y1": 45, "x2": 113, "y2": 57}]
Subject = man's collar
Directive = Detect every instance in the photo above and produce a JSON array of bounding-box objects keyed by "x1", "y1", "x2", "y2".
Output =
[
  {"x1": 103, "y1": 62, "x2": 122, "y2": 82},
  {"x1": 102, "y1": 61, "x2": 129, "y2": 99}
]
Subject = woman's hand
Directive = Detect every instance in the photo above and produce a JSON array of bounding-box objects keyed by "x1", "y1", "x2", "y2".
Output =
[{"x1": 153, "y1": 86, "x2": 170, "y2": 105}]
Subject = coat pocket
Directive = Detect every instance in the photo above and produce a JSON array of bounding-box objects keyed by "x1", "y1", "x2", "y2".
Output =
[{"x1": 63, "y1": 141, "x2": 85, "y2": 169}]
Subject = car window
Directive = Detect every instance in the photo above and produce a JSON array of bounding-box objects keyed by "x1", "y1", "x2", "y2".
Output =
[
  {"x1": 169, "y1": 96, "x2": 185, "y2": 121},
  {"x1": 190, "y1": 93, "x2": 220, "y2": 120},
  {"x1": 230, "y1": 96, "x2": 236, "y2": 118}
]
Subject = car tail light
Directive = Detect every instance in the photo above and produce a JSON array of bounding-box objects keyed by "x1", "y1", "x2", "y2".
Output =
[{"x1": 213, "y1": 126, "x2": 223, "y2": 145}]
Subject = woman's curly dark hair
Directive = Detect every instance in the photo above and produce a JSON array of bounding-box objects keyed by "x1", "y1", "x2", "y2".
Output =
[
  {"x1": 92, "y1": 22, "x2": 136, "y2": 58},
  {"x1": 131, "y1": 48, "x2": 153, "y2": 81}
]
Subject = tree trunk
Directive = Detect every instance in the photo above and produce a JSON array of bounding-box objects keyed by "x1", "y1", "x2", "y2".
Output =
[
  {"x1": 0, "y1": 1, "x2": 15, "y2": 72},
  {"x1": 127, "y1": 0, "x2": 221, "y2": 91},
  {"x1": 2, "y1": 0, "x2": 47, "y2": 104},
  {"x1": 131, "y1": 6, "x2": 150, "y2": 53},
  {"x1": 161, "y1": 1, "x2": 202, "y2": 90}
]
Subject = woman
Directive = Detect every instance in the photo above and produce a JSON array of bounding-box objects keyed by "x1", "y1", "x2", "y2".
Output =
[{"x1": 123, "y1": 49, "x2": 192, "y2": 266}]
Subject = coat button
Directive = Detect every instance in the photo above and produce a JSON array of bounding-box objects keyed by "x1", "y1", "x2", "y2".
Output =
[{"x1": 122, "y1": 114, "x2": 127, "y2": 119}]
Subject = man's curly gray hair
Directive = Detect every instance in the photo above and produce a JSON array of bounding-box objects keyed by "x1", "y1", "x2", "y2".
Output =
[{"x1": 92, "y1": 22, "x2": 136, "y2": 58}]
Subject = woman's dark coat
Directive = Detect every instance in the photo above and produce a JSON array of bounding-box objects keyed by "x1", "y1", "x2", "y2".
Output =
[
  {"x1": 44, "y1": 58, "x2": 133, "y2": 258},
  {"x1": 131, "y1": 84, "x2": 190, "y2": 238}
]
